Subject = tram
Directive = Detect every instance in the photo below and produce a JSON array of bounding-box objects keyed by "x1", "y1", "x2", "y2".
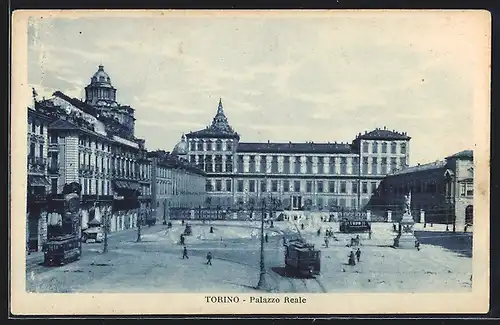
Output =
[
  {"x1": 284, "y1": 240, "x2": 321, "y2": 277},
  {"x1": 339, "y1": 219, "x2": 371, "y2": 233},
  {"x1": 43, "y1": 234, "x2": 82, "y2": 266}
]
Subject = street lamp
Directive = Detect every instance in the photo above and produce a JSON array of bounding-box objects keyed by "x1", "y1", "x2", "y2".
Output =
[
  {"x1": 256, "y1": 197, "x2": 267, "y2": 290},
  {"x1": 103, "y1": 205, "x2": 109, "y2": 253}
]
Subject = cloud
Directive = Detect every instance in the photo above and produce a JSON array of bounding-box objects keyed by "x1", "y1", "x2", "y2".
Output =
[{"x1": 26, "y1": 12, "x2": 483, "y2": 164}]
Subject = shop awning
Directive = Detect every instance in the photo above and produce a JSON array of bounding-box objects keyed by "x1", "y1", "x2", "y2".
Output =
[
  {"x1": 87, "y1": 218, "x2": 101, "y2": 227},
  {"x1": 29, "y1": 175, "x2": 51, "y2": 187}
]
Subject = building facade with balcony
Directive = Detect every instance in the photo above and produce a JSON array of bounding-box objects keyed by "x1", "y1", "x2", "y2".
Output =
[
  {"x1": 30, "y1": 65, "x2": 151, "y2": 244},
  {"x1": 149, "y1": 149, "x2": 206, "y2": 223},
  {"x1": 367, "y1": 150, "x2": 474, "y2": 229},
  {"x1": 26, "y1": 106, "x2": 52, "y2": 252},
  {"x1": 183, "y1": 99, "x2": 411, "y2": 212},
  {"x1": 137, "y1": 150, "x2": 152, "y2": 225}
]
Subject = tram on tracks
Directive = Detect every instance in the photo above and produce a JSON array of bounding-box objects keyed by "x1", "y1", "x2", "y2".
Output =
[
  {"x1": 284, "y1": 239, "x2": 321, "y2": 277},
  {"x1": 43, "y1": 234, "x2": 82, "y2": 266}
]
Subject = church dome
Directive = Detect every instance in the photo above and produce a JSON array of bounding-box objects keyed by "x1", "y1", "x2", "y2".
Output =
[
  {"x1": 172, "y1": 134, "x2": 188, "y2": 156},
  {"x1": 90, "y1": 65, "x2": 113, "y2": 87}
]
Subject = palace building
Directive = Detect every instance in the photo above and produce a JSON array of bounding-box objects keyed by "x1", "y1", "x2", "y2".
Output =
[{"x1": 182, "y1": 99, "x2": 411, "y2": 212}]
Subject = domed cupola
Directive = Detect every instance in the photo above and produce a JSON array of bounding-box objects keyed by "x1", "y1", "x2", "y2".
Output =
[
  {"x1": 91, "y1": 65, "x2": 113, "y2": 87},
  {"x1": 85, "y1": 64, "x2": 118, "y2": 107},
  {"x1": 172, "y1": 134, "x2": 188, "y2": 156}
]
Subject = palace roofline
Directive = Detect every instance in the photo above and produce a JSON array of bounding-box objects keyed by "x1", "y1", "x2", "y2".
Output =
[{"x1": 236, "y1": 142, "x2": 355, "y2": 154}]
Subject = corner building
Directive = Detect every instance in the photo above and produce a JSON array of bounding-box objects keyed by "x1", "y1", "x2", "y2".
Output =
[
  {"x1": 33, "y1": 65, "x2": 151, "y2": 238},
  {"x1": 368, "y1": 150, "x2": 474, "y2": 229},
  {"x1": 184, "y1": 99, "x2": 411, "y2": 211}
]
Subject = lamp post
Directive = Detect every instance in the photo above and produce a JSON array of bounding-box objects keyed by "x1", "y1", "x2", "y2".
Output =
[
  {"x1": 256, "y1": 160, "x2": 269, "y2": 290},
  {"x1": 257, "y1": 197, "x2": 267, "y2": 290},
  {"x1": 103, "y1": 206, "x2": 109, "y2": 253}
]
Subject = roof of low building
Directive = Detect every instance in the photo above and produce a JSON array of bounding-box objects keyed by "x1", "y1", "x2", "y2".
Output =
[
  {"x1": 237, "y1": 142, "x2": 354, "y2": 154},
  {"x1": 49, "y1": 118, "x2": 112, "y2": 141},
  {"x1": 446, "y1": 149, "x2": 473, "y2": 160},
  {"x1": 52, "y1": 91, "x2": 97, "y2": 117},
  {"x1": 388, "y1": 160, "x2": 447, "y2": 176}
]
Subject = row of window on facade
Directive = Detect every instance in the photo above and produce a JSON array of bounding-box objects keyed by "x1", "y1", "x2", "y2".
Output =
[
  {"x1": 236, "y1": 196, "x2": 369, "y2": 209},
  {"x1": 76, "y1": 152, "x2": 151, "y2": 179},
  {"x1": 189, "y1": 139, "x2": 233, "y2": 152},
  {"x1": 86, "y1": 87, "x2": 116, "y2": 100},
  {"x1": 381, "y1": 179, "x2": 473, "y2": 197},
  {"x1": 362, "y1": 141, "x2": 407, "y2": 154},
  {"x1": 206, "y1": 179, "x2": 379, "y2": 195},
  {"x1": 187, "y1": 140, "x2": 407, "y2": 155},
  {"x1": 190, "y1": 155, "x2": 407, "y2": 174},
  {"x1": 28, "y1": 119, "x2": 47, "y2": 136}
]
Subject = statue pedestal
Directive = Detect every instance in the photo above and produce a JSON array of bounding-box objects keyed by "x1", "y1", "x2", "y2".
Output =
[{"x1": 393, "y1": 212, "x2": 417, "y2": 249}]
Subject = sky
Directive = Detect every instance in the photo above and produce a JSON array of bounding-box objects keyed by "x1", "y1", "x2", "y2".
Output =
[{"x1": 25, "y1": 11, "x2": 488, "y2": 164}]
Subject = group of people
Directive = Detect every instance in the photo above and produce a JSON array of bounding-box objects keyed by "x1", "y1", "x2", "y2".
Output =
[
  {"x1": 181, "y1": 246, "x2": 213, "y2": 265},
  {"x1": 348, "y1": 248, "x2": 362, "y2": 266},
  {"x1": 347, "y1": 235, "x2": 362, "y2": 266}
]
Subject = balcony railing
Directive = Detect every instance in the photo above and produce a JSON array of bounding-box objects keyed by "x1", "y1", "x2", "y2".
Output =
[
  {"x1": 27, "y1": 156, "x2": 47, "y2": 173},
  {"x1": 79, "y1": 164, "x2": 95, "y2": 176},
  {"x1": 48, "y1": 143, "x2": 59, "y2": 151},
  {"x1": 27, "y1": 192, "x2": 47, "y2": 203}
]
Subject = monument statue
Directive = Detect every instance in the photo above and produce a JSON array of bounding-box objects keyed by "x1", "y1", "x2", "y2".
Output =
[
  {"x1": 393, "y1": 191, "x2": 417, "y2": 249},
  {"x1": 404, "y1": 191, "x2": 412, "y2": 214}
]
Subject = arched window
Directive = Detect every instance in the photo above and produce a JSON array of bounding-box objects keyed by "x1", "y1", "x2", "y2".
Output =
[
  {"x1": 363, "y1": 142, "x2": 369, "y2": 153},
  {"x1": 197, "y1": 140, "x2": 204, "y2": 151},
  {"x1": 382, "y1": 142, "x2": 388, "y2": 153},
  {"x1": 216, "y1": 140, "x2": 223, "y2": 151},
  {"x1": 465, "y1": 205, "x2": 473, "y2": 225},
  {"x1": 391, "y1": 142, "x2": 397, "y2": 154}
]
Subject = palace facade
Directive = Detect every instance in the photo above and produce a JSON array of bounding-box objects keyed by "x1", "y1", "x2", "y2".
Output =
[{"x1": 183, "y1": 99, "x2": 411, "y2": 212}]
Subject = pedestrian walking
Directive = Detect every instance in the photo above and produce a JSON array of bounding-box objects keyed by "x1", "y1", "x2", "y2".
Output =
[
  {"x1": 415, "y1": 240, "x2": 420, "y2": 251},
  {"x1": 301, "y1": 223, "x2": 304, "y2": 230},
  {"x1": 180, "y1": 234, "x2": 185, "y2": 245},
  {"x1": 317, "y1": 228, "x2": 321, "y2": 236},
  {"x1": 182, "y1": 246, "x2": 189, "y2": 259},
  {"x1": 355, "y1": 248, "x2": 361, "y2": 262},
  {"x1": 206, "y1": 252, "x2": 212, "y2": 265},
  {"x1": 265, "y1": 233, "x2": 269, "y2": 243},
  {"x1": 182, "y1": 220, "x2": 185, "y2": 225},
  {"x1": 324, "y1": 237, "x2": 329, "y2": 248},
  {"x1": 348, "y1": 251, "x2": 356, "y2": 266},
  {"x1": 368, "y1": 229, "x2": 372, "y2": 240}
]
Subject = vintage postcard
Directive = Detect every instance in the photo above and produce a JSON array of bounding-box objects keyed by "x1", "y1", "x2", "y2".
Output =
[{"x1": 10, "y1": 10, "x2": 491, "y2": 315}]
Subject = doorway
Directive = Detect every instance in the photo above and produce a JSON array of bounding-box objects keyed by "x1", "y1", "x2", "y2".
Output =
[{"x1": 465, "y1": 205, "x2": 473, "y2": 225}]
